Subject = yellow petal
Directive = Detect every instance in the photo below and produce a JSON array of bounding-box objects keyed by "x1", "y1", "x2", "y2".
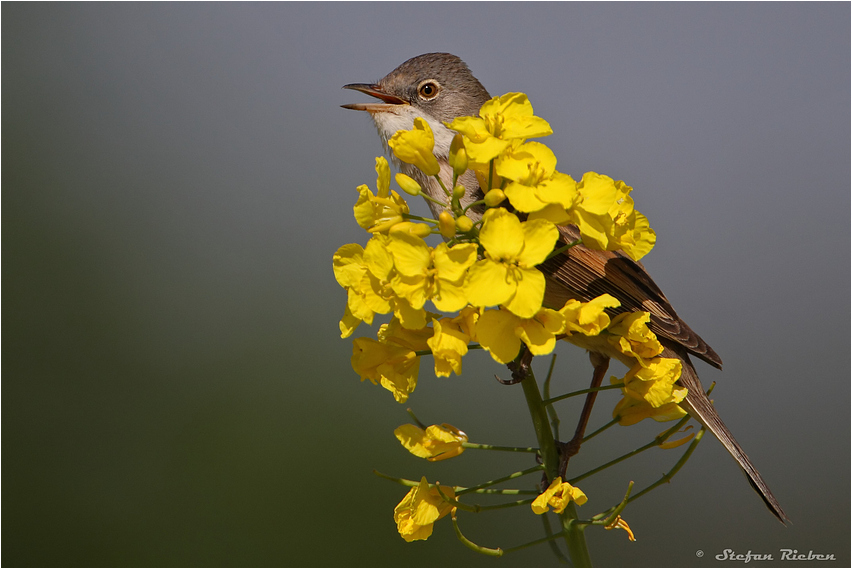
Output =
[
  {"x1": 518, "y1": 219, "x2": 559, "y2": 267},
  {"x1": 387, "y1": 232, "x2": 431, "y2": 277},
  {"x1": 465, "y1": 259, "x2": 515, "y2": 308},
  {"x1": 503, "y1": 267, "x2": 546, "y2": 319},
  {"x1": 476, "y1": 309, "x2": 522, "y2": 364},
  {"x1": 479, "y1": 208, "x2": 524, "y2": 260}
]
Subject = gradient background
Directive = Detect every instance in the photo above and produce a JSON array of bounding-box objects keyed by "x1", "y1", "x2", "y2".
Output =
[{"x1": 3, "y1": 3, "x2": 849, "y2": 567}]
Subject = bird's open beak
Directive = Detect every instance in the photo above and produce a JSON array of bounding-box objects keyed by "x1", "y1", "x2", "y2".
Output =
[{"x1": 341, "y1": 83, "x2": 407, "y2": 112}]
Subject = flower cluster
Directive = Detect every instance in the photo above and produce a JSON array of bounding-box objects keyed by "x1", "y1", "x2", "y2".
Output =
[{"x1": 335, "y1": 92, "x2": 689, "y2": 545}]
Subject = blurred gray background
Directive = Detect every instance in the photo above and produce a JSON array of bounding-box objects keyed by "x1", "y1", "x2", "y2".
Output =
[{"x1": 3, "y1": 3, "x2": 849, "y2": 567}]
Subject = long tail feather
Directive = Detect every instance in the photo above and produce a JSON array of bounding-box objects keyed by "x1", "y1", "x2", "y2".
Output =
[{"x1": 670, "y1": 347, "x2": 789, "y2": 524}]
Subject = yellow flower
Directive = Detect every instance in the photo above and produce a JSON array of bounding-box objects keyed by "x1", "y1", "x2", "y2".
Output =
[
  {"x1": 465, "y1": 208, "x2": 558, "y2": 318},
  {"x1": 559, "y1": 294, "x2": 621, "y2": 336},
  {"x1": 388, "y1": 118, "x2": 440, "y2": 176},
  {"x1": 333, "y1": 241, "x2": 390, "y2": 335},
  {"x1": 447, "y1": 92, "x2": 552, "y2": 163},
  {"x1": 394, "y1": 423, "x2": 468, "y2": 461},
  {"x1": 353, "y1": 157, "x2": 410, "y2": 233},
  {"x1": 427, "y1": 317, "x2": 470, "y2": 377},
  {"x1": 394, "y1": 477, "x2": 455, "y2": 542},
  {"x1": 386, "y1": 232, "x2": 478, "y2": 313},
  {"x1": 350, "y1": 317, "x2": 432, "y2": 403},
  {"x1": 606, "y1": 311, "x2": 663, "y2": 362},
  {"x1": 497, "y1": 141, "x2": 579, "y2": 214},
  {"x1": 612, "y1": 357, "x2": 688, "y2": 426},
  {"x1": 476, "y1": 307, "x2": 565, "y2": 364},
  {"x1": 569, "y1": 172, "x2": 656, "y2": 260},
  {"x1": 351, "y1": 337, "x2": 420, "y2": 403},
  {"x1": 531, "y1": 477, "x2": 587, "y2": 515}
]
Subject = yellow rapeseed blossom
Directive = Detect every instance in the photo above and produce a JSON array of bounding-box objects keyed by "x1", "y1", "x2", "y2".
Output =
[
  {"x1": 606, "y1": 311, "x2": 664, "y2": 363},
  {"x1": 612, "y1": 357, "x2": 688, "y2": 426},
  {"x1": 531, "y1": 477, "x2": 588, "y2": 515},
  {"x1": 353, "y1": 157, "x2": 410, "y2": 233},
  {"x1": 476, "y1": 307, "x2": 565, "y2": 364},
  {"x1": 394, "y1": 477, "x2": 456, "y2": 542},
  {"x1": 569, "y1": 172, "x2": 656, "y2": 260},
  {"x1": 497, "y1": 141, "x2": 579, "y2": 215},
  {"x1": 394, "y1": 423, "x2": 468, "y2": 461},
  {"x1": 447, "y1": 92, "x2": 552, "y2": 163},
  {"x1": 560, "y1": 294, "x2": 621, "y2": 336},
  {"x1": 351, "y1": 337, "x2": 420, "y2": 403},
  {"x1": 427, "y1": 317, "x2": 471, "y2": 377},
  {"x1": 386, "y1": 232, "x2": 478, "y2": 313},
  {"x1": 388, "y1": 117, "x2": 440, "y2": 176},
  {"x1": 465, "y1": 208, "x2": 558, "y2": 318}
]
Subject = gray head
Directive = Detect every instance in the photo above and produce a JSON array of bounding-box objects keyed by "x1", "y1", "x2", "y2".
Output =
[{"x1": 342, "y1": 53, "x2": 491, "y2": 125}]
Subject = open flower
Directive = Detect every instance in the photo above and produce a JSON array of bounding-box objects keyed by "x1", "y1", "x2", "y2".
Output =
[
  {"x1": 388, "y1": 117, "x2": 440, "y2": 176},
  {"x1": 386, "y1": 232, "x2": 477, "y2": 313},
  {"x1": 476, "y1": 307, "x2": 565, "y2": 364},
  {"x1": 447, "y1": 92, "x2": 552, "y2": 163},
  {"x1": 394, "y1": 477, "x2": 456, "y2": 542},
  {"x1": 497, "y1": 141, "x2": 579, "y2": 215},
  {"x1": 531, "y1": 477, "x2": 587, "y2": 514},
  {"x1": 465, "y1": 208, "x2": 558, "y2": 318},
  {"x1": 394, "y1": 423, "x2": 468, "y2": 461}
]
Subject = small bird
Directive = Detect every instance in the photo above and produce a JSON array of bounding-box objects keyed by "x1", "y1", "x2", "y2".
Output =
[{"x1": 342, "y1": 52, "x2": 787, "y2": 523}]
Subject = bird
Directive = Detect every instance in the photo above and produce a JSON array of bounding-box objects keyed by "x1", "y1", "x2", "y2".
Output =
[{"x1": 342, "y1": 52, "x2": 787, "y2": 523}]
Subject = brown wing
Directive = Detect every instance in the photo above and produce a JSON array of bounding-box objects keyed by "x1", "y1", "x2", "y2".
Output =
[{"x1": 540, "y1": 224, "x2": 723, "y2": 369}]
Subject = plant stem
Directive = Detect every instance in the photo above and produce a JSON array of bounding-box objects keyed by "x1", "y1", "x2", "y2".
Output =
[{"x1": 520, "y1": 365, "x2": 592, "y2": 567}]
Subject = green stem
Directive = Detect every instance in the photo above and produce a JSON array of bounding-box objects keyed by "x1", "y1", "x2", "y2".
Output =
[
  {"x1": 519, "y1": 366, "x2": 592, "y2": 567},
  {"x1": 455, "y1": 465, "x2": 543, "y2": 496},
  {"x1": 460, "y1": 442, "x2": 539, "y2": 453},
  {"x1": 546, "y1": 239, "x2": 582, "y2": 261},
  {"x1": 543, "y1": 382, "x2": 624, "y2": 406}
]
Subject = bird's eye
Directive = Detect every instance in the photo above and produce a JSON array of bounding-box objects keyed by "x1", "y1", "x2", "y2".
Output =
[{"x1": 417, "y1": 80, "x2": 440, "y2": 100}]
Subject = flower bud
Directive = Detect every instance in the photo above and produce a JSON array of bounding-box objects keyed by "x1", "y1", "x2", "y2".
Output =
[
  {"x1": 449, "y1": 134, "x2": 468, "y2": 177},
  {"x1": 452, "y1": 184, "x2": 466, "y2": 201},
  {"x1": 484, "y1": 189, "x2": 506, "y2": 207},
  {"x1": 395, "y1": 173, "x2": 422, "y2": 196},
  {"x1": 390, "y1": 221, "x2": 432, "y2": 238},
  {"x1": 438, "y1": 211, "x2": 455, "y2": 239},
  {"x1": 455, "y1": 215, "x2": 474, "y2": 233}
]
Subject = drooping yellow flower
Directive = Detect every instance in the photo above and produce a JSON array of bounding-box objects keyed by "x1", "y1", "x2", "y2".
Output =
[
  {"x1": 612, "y1": 357, "x2": 688, "y2": 426},
  {"x1": 394, "y1": 423, "x2": 468, "y2": 461},
  {"x1": 465, "y1": 208, "x2": 558, "y2": 318},
  {"x1": 427, "y1": 317, "x2": 470, "y2": 377},
  {"x1": 351, "y1": 337, "x2": 420, "y2": 403},
  {"x1": 606, "y1": 311, "x2": 663, "y2": 362},
  {"x1": 394, "y1": 477, "x2": 456, "y2": 542},
  {"x1": 447, "y1": 92, "x2": 552, "y2": 163},
  {"x1": 559, "y1": 294, "x2": 621, "y2": 337},
  {"x1": 353, "y1": 157, "x2": 410, "y2": 233},
  {"x1": 531, "y1": 477, "x2": 588, "y2": 515},
  {"x1": 476, "y1": 307, "x2": 565, "y2": 364},
  {"x1": 386, "y1": 232, "x2": 478, "y2": 313},
  {"x1": 388, "y1": 118, "x2": 440, "y2": 176},
  {"x1": 497, "y1": 141, "x2": 579, "y2": 214}
]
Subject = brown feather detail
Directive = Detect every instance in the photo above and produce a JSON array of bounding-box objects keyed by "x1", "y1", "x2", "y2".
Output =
[
  {"x1": 662, "y1": 342, "x2": 788, "y2": 523},
  {"x1": 540, "y1": 225, "x2": 723, "y2": 369}
]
